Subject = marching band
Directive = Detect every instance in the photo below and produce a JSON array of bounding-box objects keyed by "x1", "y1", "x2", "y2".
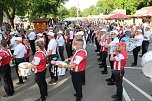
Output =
[{"x1": 0, "y1": 21, "x2": 152, "y2": 101}]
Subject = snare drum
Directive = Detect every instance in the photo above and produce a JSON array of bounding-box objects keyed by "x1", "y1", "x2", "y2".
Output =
[
  {"x1": 141, "y1": 51, "x2": 152, "y2": 78},
  {"x1": 126, "y1": 39, "x2": 136, "y2": 51},
  {"x1": 18, "y1": 62, "x2": 32, "y2": 76}
]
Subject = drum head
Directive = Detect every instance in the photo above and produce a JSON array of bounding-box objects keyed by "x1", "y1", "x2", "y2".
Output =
[
  {"x1": 18, "y1": 62, "x2": 31, "y2": 69},
  {"x1": 142, "y1": 61, "x2": 152, "y2": 78},
  {"x1": 126, "y1": 39, "x2": 136, "y2": 51}
]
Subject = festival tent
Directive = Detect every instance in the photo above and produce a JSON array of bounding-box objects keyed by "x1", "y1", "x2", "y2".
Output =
[{"x1": 108, "y1": 13, "x2": 129, "y2": 19}]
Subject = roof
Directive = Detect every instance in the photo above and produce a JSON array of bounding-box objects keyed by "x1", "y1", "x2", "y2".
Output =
[
  {"x1": 133, "y1": 6, "x2": 152, "y2": 17},
  {"x1": 108, "y1": 13, "x2": 129, "y2": 19},
  {"x1": 33, "y1": 18, "x2": 50, "y2": 23}
]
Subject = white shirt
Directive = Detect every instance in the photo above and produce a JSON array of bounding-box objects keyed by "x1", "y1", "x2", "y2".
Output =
[
  {"x1": 14, "y1": 43, "x2": 27, "y2": 58},
  {"x1": 47, "y1": 39, "x2": 57, "y2": 55},
  {"x1": 109, "y1": 37, "x2": 119, "y2": 54},
  {"x1": 28, "y1": 32, "x2": 36, "y2": 40},
  {"x1": 83, "y1": 37, "x2": 86, "y2": 49},
  {"x1": 57, "y1": 36, "x2": 65, "y2": 46},
  {"x1": 10, "y1": 37, "x2": 17, "y2": 50},
  {"x1": 143, "y1": 31, "x2": 152, "y2": 41},
  {"x1": 134, "y1": 34, "x2": 144, "y2": 46},
  {"x1": 70, "y1": 31, "x2": 74, "y2": 39}
]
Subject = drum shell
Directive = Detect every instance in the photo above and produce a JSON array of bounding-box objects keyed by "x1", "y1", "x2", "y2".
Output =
[{"x1": 19, "y1": 66, "x2": 31, "y2": 76}]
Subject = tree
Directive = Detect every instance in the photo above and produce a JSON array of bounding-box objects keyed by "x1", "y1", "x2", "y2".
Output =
[
  {"x1": 57, "y1": 6, "x2": 69, "y2": 20},
  {"x1": 82, "y1": 5, "x2": 99, "y2": 17},
  {"x1": 68, "y1": 6, "x2": 78, "y2": 17}
]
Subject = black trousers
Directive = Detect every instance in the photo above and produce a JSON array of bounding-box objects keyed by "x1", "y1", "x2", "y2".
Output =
[
  {"x1": 109, "y1": 54, "x2": 114, "y2": 81},
  {"x1": 48, "y1": 55, "x2": 59, "y2": 81},
  {"x1": 65, "y1": 43, "x2": 71, "y2": 58},
  {"x1": 81, "y1": 70, "x2": 86, "y2": 85},
  {"x1": 113, "y1": 70, "x2": 125, "y2": 101},
  {"x1": 0, "y1": 64, "x2": 14, "y2": 95},
  {"x1": 95, "y1": 37, "x2": 100, "y2": 51},
  {"x1": 29, "y1": 40, "x2": 36, "y2": 55},
  {"x1": 102, "y1": 51, "x2": 108, "y2": 72},
  {"x1": 99, "y1": 51, "x2": 103, "y2": 60},
  {"x1": 35, "y1": 69, "x2": 47, "y2": 100},
  {"x1": 15, "y1": 58, "x2": 25, "y2": 83},
  {"x1": 72, "y1": 71, "x2": 83, "y2": 101},
  {"x1": 142, "y1": 41, "x2": 149, "y2": 56},
  {"x1": 133, "y1": 46, "x2": 141, "y2": 64},
  {"x1": 58, "y1": 46, "x2": 65, "y2": 61},
  {"x1": 92, "y1": 33, "x2": 95, "y2": 44},
  {"x1": 70, "y1": 39, "x2": 73, "y2": 56}
]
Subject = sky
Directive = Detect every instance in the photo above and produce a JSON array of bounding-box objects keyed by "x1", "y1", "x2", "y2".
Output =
[{"x1": 64, "y1": 0, "x2": 98, "y2": 10}]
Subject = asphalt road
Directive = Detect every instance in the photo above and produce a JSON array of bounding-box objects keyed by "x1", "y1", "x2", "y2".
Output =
[{"x1": 1, "y1": 44, "x2": 152, "y2": 101}]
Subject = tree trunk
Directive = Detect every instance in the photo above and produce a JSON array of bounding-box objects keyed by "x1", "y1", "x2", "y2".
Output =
[{"x1": 0, "y1": 7, "x2": 3, "y2": 26}]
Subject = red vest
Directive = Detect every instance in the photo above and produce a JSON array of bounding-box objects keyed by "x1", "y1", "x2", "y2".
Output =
[
  {"x1": 34, "y1": 50, "x2": 47, "y2": 73},
  {"x1": 113, "y1": 50, "x2": 128, "y2": 70},
  {"x1": 71, "y1": 49, "x2": 87, "y2": 72},
  {"x1": 0, "y1": 48, "x2": 12, "y2": 66}
]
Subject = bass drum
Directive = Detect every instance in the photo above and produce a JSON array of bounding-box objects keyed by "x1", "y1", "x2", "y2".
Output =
[
  {"x1": 126, "y1": 38, "x2": 136, "y2": 51},
  {"x1": 141, "y1": 51, "x2": 152, "y2": 78}
]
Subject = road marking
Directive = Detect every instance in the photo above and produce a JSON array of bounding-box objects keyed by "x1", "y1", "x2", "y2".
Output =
[
  {"x1": 107, "y1": 65, "x2": 142, "y2": 70},
  {"x1": 123, "y1": 88, "x2": 132, "y2": 101},
  {"x1": 125, "y1": 67, "x2": 142, "y2": 70},
  {"x1": 124, "y1": 77, "x2": 152, "y2": 100}
]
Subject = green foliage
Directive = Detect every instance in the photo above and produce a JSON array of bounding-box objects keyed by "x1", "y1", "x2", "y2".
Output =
[
  {"x1": 57, "y1": 6, "x2": 69, "y2": 19},
  {"x1": 68, "y1": 6, "x2": 78, "y2": 17}
]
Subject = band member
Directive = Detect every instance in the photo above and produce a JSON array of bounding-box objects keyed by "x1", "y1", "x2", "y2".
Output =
[
  {"x1": 141, "y1": 26, "x2": 152, "y2": 56},
  {"x1": 65, "y1": 29, "x2": 71, "y2": 58},
  {"x1": 24, "y1": 39, "x2": 30, "y2": 62},
  {"x1": 100, "y1": 30, "x2": 111, "y2": 74},
  {"x1": 98, "y1": 29, "x2": 107, "y2": 63},
  {"x1": 28, "y1": 28, "x2": 36, "y2": 55},
  {"x1": 105, "y1": 30, "x2": 119, "y2": 85},
  {"x1": 131, "y1": 29, "x2": 143, "y2": 66},
  {"x1": 47, "y1": 32, "x2": 58, "y2": 84},
  {"x1": 58, "y1": 39, "x2": 87, "y2": 101},
  {"x1": 110, "y1": 42, "x2": 128, "y2": 101},
  {"x1": 35, "y1": 33, "x2": 44, "y2": 43},
  {"x1": 9, "y1": 32, "x2": 17, "y2": 54},
  {"x1": 0, "y1": 40, "x2": 14, "y2": 97},
  {"x1": 24, "y1": 41, "x2": 48, "y2": 101},
  {"x1": 57, "y1": 31, "x2": 65, "y2": 61},
  {"x1": 13, "y1": 37, "x2": 27, "y2": 84}
]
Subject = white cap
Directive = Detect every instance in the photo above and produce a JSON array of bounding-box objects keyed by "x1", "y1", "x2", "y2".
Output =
[
  {"x1": 15, "y1": 37, "x2": 22, "y2": 41},
  {"x1": 100, "y1": 29, "x2": 107, "y2": 32},
  {"x1": 136, "y1": 29, "x2": 142, "y2": 33},
  {"x1": 37, "y1": 33, "x2": 43, "y2": 37},
  {"x1": 145, "y1": 26, "x2": 150, "y2": 29},
  {"x1": 75, "y1": 31, "x2": 84, "y2": 36},
  {"x1": 10, "y1": 32, "x2": 15, "y2": 35},
  {"x1": 29, "y1": 28, "x2": 33, "y2": 31},
  {"x1": 49, "y1": 30, "x2": 53, "y2": 32},
  {"x1": 47, "y1": 32, "x2": 54, "y2": 36},
  {"x1": 111, "y1": 30, "x2": 119, "y2": 35},
  {"x1": 57, "y1": 31, "x2": 63, "y2": 34}
]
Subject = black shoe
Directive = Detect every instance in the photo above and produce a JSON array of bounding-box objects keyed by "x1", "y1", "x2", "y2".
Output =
[
  {"x1": 98, "y1": 60, "x2": 102, "y2": 62},
  {"x1": 74, "y1": 93, "x2": 77, "y2": 97},
  {"x1": 82, "y1": 83, "x2": 85, "y2": 85},
  {"x1": 113, "y1": 98, "x2": 122, "y2": 101},
  {"x1": 16, "y1": 82, "x2": 24, "y2": 85},
  {"x1": 101, "y1": 71, "x2": 108, "y2": 74},
  {"x1": 48, "y1": 80, "x2": 58, "y2": 85},
  {"x1": 95, "y1": 50, "x2": 98, "y2": 52},
  {"x1": 23, "y1": 77, "x2": 27, "y2": 80},
  {"x1": 98, "y1": 63, "x2": 103, "y2": 65},
  {"x1": 99, "y1": 65, "x2": 103, "y2": 68},
  {"x1": 131, "y1": 63, "x2": 137, "y2": 67},
  {"x1": 35, "y1": 98, "x2": 46, "y2": 101},
  {"x1": 111, "y1": 95, "x2": 118, "y2": 99},
  {"x1": 97, "y1": 58, "x2": 101, "y2": 60},
  {"x1": 3, "y1": 94, "x2": 13, "y2": 97},
  {"x1": 106, "y1": 78, "x2": 112, "y2": 82},
  {"x1": 107, "y1": 82, "x2": 116, "y2": 86}
]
